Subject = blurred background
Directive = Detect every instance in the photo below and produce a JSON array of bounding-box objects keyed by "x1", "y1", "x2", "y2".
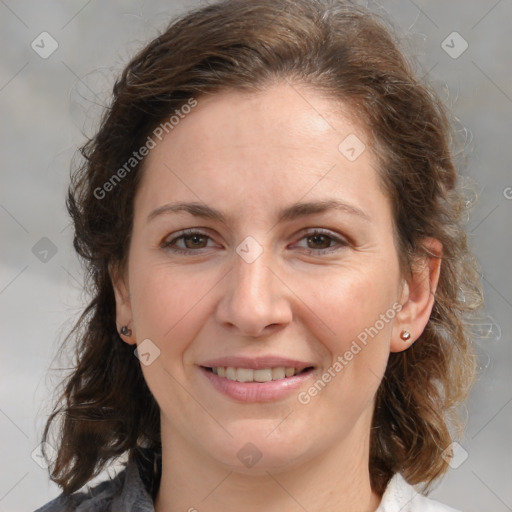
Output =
[{"x1": 1, "y1": 1, "x2": 511, "y2": 511}]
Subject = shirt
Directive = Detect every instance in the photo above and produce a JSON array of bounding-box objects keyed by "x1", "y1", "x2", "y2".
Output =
[{"x1": 35, "y1": 462, "x2": 460, "y2": 512}]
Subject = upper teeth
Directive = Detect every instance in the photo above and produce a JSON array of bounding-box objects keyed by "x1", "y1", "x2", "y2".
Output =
[{"x1": 212, "y1": 366, "x2": 299, "y2": 382}]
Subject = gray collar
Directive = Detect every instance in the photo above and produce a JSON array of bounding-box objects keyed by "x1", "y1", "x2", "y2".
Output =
[{"x1": 34, "y1": 461, "x2": 154, "y2": 512}]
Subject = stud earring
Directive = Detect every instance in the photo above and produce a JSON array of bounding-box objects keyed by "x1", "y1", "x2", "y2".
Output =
[
  {"x1": 120, "y1": 326, "x2": 132, "y2": 337},
  {"x1": 400, "y1": 330, "x2": 411, "y2": 341}
]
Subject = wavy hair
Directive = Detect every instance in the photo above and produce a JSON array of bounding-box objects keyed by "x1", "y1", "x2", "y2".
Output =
[{"x1": 43, "y1": 0, "x2": 483, "y2": 496}]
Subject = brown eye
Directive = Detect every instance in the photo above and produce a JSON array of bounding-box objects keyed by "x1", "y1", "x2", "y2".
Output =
[
  {"x1": 306, "y1": 234, "x2": 333, "y2": 249},
  {"x1": 293, "y1": 229, "x2": 349, "y2": 255},
  {"x1": 182, "y1": 234, "x2": 209, "y2": 249},
  {"x1": 161, "y1": 230, "x2": 218, "y2": 254}
]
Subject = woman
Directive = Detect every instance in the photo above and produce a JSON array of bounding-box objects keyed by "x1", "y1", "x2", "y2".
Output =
[{"x1": 36, "y1": 0, "x2": 482, "y2": 510}]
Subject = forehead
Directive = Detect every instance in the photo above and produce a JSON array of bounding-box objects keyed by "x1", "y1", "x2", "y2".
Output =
[{"x1": 135, "y1": 83, "x2": 388, "y2": 224}]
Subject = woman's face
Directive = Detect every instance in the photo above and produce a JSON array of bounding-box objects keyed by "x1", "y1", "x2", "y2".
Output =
[{"x1": 114, "y1": 83, "x2": 420, "y2": 473}]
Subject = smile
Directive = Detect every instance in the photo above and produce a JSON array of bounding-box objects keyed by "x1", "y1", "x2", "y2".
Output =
[
  {"x1": 204, "y1": 366, "x2": 312, "y2": 382},
  {"x1": 200, "y1": 364, "x2": 315, "y2": 402}
]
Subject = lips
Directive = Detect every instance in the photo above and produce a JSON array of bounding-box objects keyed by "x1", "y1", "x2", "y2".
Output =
[{"x1": 199, "y1": 356, "x2": 316, "y2": 402}]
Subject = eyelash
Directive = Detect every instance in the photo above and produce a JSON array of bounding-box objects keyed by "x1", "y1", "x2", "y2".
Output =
[{"x1": 161, "y1": 228, "x2": 349, "y2": 256}]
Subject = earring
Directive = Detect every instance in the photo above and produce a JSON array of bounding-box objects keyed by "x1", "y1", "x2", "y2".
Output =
[
  {"x1": 400, "y1": 330, "x2": 411, "y2": 341},
  {"x1": 120, "y1": 326, "x2": 132, "y2": 337}
]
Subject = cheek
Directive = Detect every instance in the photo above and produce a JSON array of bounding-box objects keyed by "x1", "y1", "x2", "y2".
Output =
[
  {"x1": 293, "y1": 270, "x2": 397, "y2": 422},
  {"x1": 128, "y1": 257, "x2": 216, "y2": 344},
  {"x1": 296, "y1": 264, "x2": 398, "y2": 349},
  {"x1": 294, "y1": 260, "x2": 400, "y2": 405}
]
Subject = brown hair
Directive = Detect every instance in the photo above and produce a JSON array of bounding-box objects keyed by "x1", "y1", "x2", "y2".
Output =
[{"x1": 43, "y1": 0, "x2": 483, "y2": 497}]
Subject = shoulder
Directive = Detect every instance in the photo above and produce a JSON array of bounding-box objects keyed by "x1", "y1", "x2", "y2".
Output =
[
  {"x1": 33, "y1": 462, "x2": 154, "y2": 512},
  {"x1": 377, "y1": 473, "x2": 461, "y2": 512}
]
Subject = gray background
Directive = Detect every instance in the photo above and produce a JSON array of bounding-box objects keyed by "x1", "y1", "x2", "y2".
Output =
[{"x1": 1, "y1": 1, "x2": 511, "y2": 511}]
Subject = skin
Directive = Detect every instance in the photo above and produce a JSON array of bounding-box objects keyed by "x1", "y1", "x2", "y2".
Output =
[{"x1": 112, "y1": 82, "x2": 441, "y2": 512}]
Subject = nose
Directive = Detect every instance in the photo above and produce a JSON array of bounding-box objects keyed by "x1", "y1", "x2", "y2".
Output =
[{"x1": 215, "y1": 247, "x2": 293, "y2": 338}]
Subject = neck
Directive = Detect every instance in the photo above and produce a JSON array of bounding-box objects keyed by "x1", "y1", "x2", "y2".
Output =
[{"x1": 154, "y1": 413, "x2": 382, "y2": 512}]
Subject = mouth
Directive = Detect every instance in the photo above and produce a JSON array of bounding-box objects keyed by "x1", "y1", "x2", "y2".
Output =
[
  {"x1": 198, "y1": 356, "x2": 317, "y2": 402},
  {"x1": 201, "y1": 365, "x2": 314, "y2": 383}
]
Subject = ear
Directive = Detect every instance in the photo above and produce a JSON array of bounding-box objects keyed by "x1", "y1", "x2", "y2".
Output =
[
  {"x1": 390, "y1": 238, "x2": 442, "y2": 353},
  {"x1": 109, "y1": 263, "x2": 136, "y2": 346}
]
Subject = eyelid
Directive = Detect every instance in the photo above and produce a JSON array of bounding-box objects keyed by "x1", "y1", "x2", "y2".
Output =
[
  {"x1": 161, "y1": 227, "x2": 350, "y2": 255},
  {"x1": 160, "y1": 228, "x2": 222, "y2": 252},
  {"x1": 290, "y1": 227, "x2": 350, "y2": 254}
]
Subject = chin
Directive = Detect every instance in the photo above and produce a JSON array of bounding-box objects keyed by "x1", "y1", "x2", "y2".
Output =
[{"x1": 203, "y1": 425, "x2": 314, "y2": 475}]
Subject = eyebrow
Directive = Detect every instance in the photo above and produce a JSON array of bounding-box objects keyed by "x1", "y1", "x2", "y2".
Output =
[{"x1": 147, "y1": 199, "x2": 371, "y2": 224}]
